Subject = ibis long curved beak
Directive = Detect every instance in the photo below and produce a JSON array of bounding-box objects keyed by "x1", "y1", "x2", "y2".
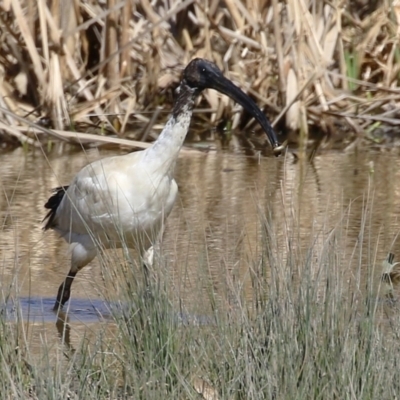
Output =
[{"x1": 207, "y1": 75, "x2": 284, "y2": 156}]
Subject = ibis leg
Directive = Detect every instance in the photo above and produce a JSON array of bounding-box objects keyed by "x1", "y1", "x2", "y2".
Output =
[
  {"x1": 142, "y1": 246, "x2": 154, "y2": 287},
  {"x1": 53, "y1": 271, "x2": 77, "y2": 311}
]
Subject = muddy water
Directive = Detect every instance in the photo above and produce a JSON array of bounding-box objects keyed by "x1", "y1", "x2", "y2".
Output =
[{"x1": 1, "y1": 146, "x2": 400, "y2": 350}]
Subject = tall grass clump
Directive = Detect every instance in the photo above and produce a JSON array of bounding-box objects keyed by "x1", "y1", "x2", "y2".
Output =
[
  {"x1": 0, "y1": 312, "x2": 33, "y2": 397},
  {"x1": 0, "y1": 0, "x2": 399, "y2": 150},
  {"x1": 2, "y1": 192, "x2": 400, "y2": 398},
  {"x1": 98, "y1": 251, "x2": 194, "y2": 398},
  {"x1": 180, "y1": 201, "x2": 400, "y2": 399}
]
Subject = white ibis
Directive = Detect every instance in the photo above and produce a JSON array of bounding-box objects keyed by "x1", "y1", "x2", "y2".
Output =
[{"x1": 44, "y1": 58, "x2": 283, "y2": 310}]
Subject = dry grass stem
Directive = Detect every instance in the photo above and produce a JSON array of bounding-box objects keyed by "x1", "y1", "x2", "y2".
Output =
[{"x1": 0, "y1": 0, "x2": 398, "y2": 149}]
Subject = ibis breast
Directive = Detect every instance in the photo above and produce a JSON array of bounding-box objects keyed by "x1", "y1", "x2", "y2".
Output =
[{"x1": 52, "y1": 151, "x2": 178, "y2": 249}]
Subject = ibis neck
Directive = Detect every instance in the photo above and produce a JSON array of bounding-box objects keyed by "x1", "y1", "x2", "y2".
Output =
[{"x1": 144, "y1": 83, "x2": 197, "y2": 174}]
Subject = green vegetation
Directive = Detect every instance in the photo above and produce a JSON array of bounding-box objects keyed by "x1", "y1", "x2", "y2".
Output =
[{"x1": 1, "y1": 199, "x2": 400, "y2": 399}]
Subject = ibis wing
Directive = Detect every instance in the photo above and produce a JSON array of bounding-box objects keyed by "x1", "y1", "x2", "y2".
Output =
[{"x1": 50, "y1": 153, "x2": 176, "y2": 240}]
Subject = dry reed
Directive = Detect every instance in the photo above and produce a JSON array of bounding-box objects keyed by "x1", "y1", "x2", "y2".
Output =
[{"x1": 0, "y1": 0, "x2": 399, "y2": 151}]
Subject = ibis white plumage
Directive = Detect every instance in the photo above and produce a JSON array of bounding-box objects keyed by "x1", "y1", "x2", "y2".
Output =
[{"x1": 44, "y1": 58, "x2": 283, "y2": 310}]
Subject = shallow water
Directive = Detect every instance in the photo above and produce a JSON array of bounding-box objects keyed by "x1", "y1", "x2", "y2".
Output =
[{"x1": 1, "y1": 145, "x2": 400, "y2": 350}]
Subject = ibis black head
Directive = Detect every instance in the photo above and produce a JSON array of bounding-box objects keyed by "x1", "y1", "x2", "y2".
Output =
[
  {"x1": 183, "y1": 59, "x2": 225, "y2": 92},
  {"x1": 182, "y1": 58, "x2": 284, "y2": 155}
]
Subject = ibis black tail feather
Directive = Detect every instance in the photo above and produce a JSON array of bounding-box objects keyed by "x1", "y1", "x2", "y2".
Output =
[{"x1": 43, "y1": 186, "x2": 69, "y2": 231}]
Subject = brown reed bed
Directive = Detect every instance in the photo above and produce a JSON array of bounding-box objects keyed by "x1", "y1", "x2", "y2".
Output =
[{"x1": 0, "y1": 0, "x2": 399, "y2": 151}]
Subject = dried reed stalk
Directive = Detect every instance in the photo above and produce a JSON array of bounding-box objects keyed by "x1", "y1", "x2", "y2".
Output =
[{"x1": 0, "y1": 0, "x2": 398, "y2": 150}]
